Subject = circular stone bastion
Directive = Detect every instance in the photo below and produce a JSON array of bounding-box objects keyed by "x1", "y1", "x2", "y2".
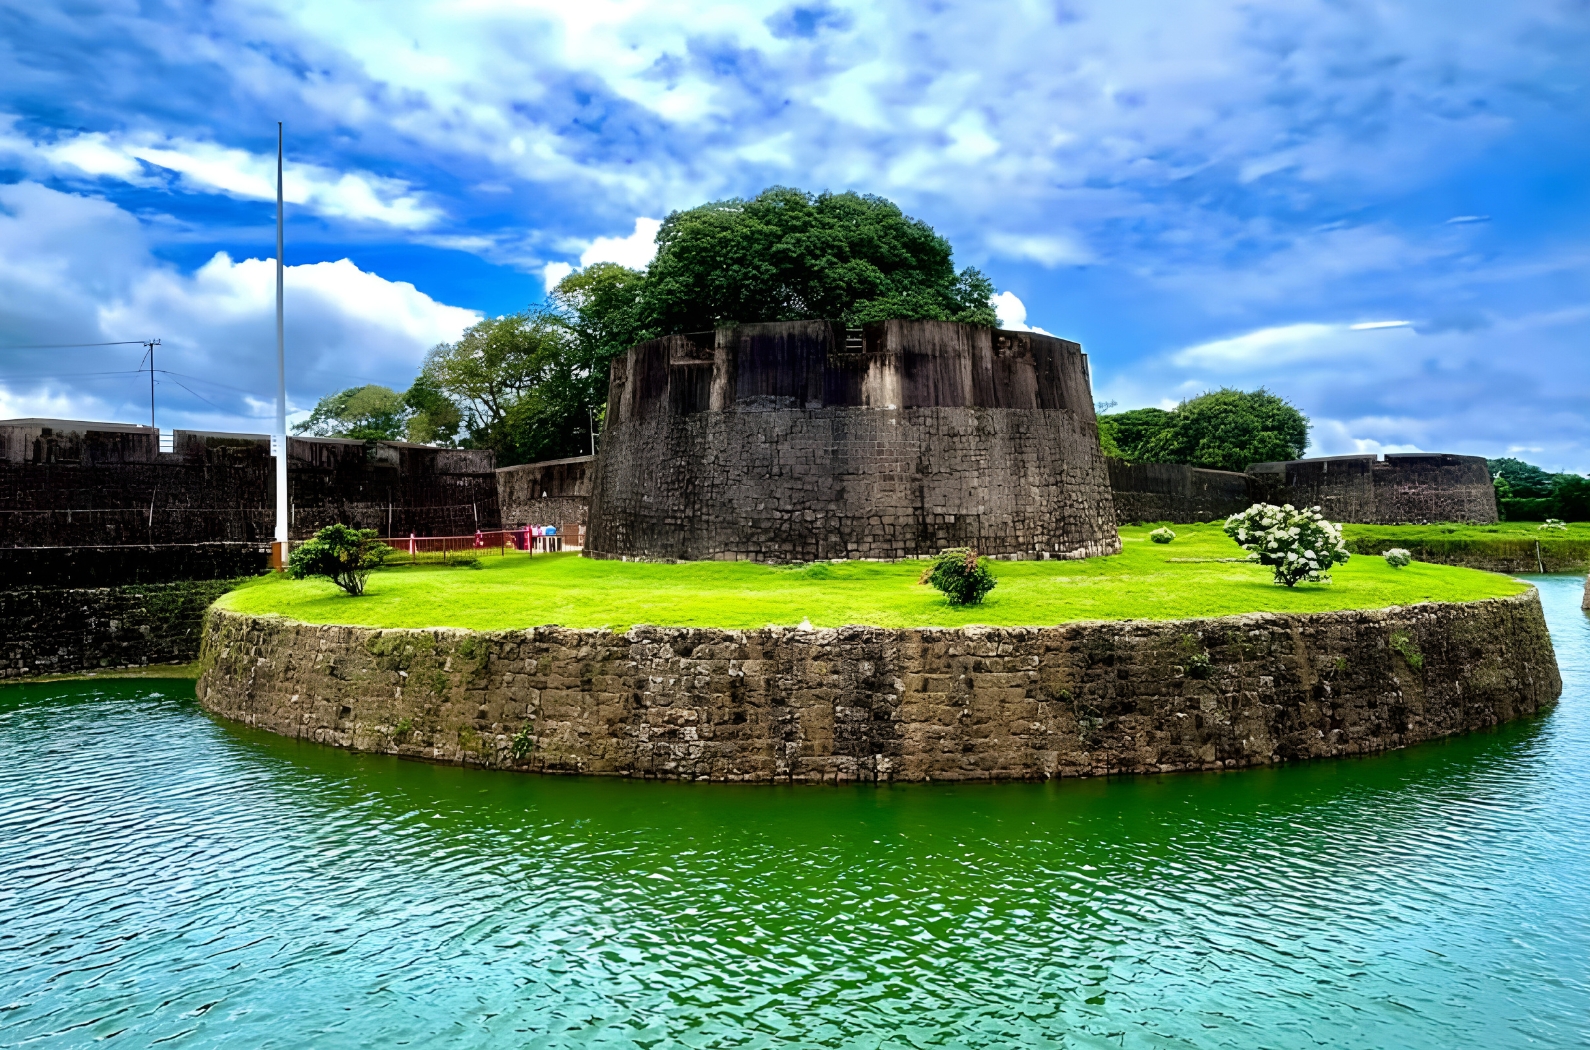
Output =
[
  {"x1": 583, "y1": 319, "x2": 1121, "y2": 563},
  {"x1": 196, "y1": 591, "x2": 1560, "y2": 783}
]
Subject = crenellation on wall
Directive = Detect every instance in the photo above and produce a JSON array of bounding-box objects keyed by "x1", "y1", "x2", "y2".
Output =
[{"x1": 196, "y1": 591, "x2": 1561, "y2": 782}]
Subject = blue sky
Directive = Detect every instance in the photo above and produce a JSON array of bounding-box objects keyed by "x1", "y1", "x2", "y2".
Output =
[{"x1": 1, "y1": 0, "x2": 1586, "y2": 468}]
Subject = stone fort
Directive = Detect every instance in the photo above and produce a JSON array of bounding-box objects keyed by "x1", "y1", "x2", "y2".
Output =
[{"x1": 584, "y1": 319, "x2": 1121, "y2": 562}]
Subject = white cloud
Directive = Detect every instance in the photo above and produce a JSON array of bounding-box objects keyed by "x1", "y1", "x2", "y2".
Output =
[
  {"x1": 1, "y1": 121, "x2": 442, "y2": 228},
  {"x1": 990, "y1": 291, "x2": 1051, "y2": 334},
  {"x1": 542, "y1": 261, "x2": 574, "y2": 292},
  {"x1": 1171, "y1": 321, "x2": 1417, "y2": 370},
  {"x1": 985, "y1": 232, "x2": 1092, "y2": 267},
  {"x1": 579, "y1": 217, "x2": 662, "y2": 269},
  {"x1": 0, "y1": 183, "x2": 476, "y2": 431}
]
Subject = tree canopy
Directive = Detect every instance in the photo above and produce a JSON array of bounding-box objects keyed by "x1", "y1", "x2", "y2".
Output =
[
  {"x1": 639, "y1": 187, "x2": 996, "y2": 333},
  {"x1": 1099, "y1": 389, "x2": 1309, "y2": 473},
  {"x1": 303, "y1": 187, "x2": 1005, "y2": 466},
  {"x1": 1488, "y1": 457, "x2": 1590, "y2": 521}
]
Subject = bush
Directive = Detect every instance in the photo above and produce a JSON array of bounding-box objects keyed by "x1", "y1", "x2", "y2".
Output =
[
  {"x1": 1539, "y1": 518, "x2": 1568, "y2": 531},
  {"x1": 1383, "y1": 548, "x2": 1412, "y2": 569},
  {"x1": 1223, "y1": 503, "x2": 1350, "y2": 587},
  {"x1": 287, "y1": 524, "x2": 390, "y2": 596},
  {"x1": 1150, "y1": 527, "x2": 1176, "y2": 544},
  {"x1": 920, "y1": 548, "x2": 997, "y2": 605}
]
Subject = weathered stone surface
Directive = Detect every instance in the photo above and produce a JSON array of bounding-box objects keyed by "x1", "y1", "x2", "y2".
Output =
[
  {"x1": 496, "y1": 455, "x2": 591, "y2": 536},
  {"x1": 1107, "y1": 459, "x2": 1258, "y2": 524},
  {"x1": 1, "y1": 578, "x2": 237, "y2": 678},
  {"x1": 1249, "y1": 453, "x2": 1498, "y2": 524},
  {"x1": 196, "y1": 592, "x2": 1560, "y2": 782},
  {"x1": 586, "y1": 319, "x2": 1120, "y2": 562}
]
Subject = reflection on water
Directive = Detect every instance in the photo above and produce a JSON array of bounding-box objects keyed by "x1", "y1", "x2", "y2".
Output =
[{"x1": 3, "y1": 578, "x2": 1589, "y2": 1048}]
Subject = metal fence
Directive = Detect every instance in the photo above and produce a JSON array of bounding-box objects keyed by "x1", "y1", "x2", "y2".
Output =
[{"x1": 378, "y1": 528, "x2": 577, "y2": 563}]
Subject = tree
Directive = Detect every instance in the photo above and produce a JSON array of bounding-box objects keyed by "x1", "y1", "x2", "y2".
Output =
[
  {"x1": 639, "y1": 186, "x2": 997, "y2": 333},
  {"x1": 293, "y1": 384, "x2": 406, "y2": 440},
  {"x1": 1487, "y1": 457, "x2": 1558, "y2": 499},
  {"x1": 1132, "y1": 388, "x2": 1308, "y2": 473},
  {"x1": 424, "y1": 309, "x2": 598, "y2": 465},
  {"x1": 401, "y1": 375, "x2": 462, "y2": 445},
  {"x1": 1096, "y1": 407, "x2": 1172, "y2": 461},
  {"x1": 286, "y1": 524, "x2": 389, "y2": 596}
]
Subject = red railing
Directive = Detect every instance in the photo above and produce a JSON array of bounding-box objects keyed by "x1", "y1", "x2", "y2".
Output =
[{"x1": 378, "y1": 527, "x2": 579, "y2": 562}]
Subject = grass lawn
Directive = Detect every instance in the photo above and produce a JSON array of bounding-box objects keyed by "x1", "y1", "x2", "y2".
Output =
[
  {"x1": 215, "y1": 524, "x2": 1528, "y2": 632},
  {"x1": 1341, "y1": 521, "x2": 1590, "y2": 568}
]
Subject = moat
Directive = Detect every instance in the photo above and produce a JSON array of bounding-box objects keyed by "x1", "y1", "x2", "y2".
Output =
[{"x1": 4, "y1": 575, "x2": 1588, "y2": 1048}]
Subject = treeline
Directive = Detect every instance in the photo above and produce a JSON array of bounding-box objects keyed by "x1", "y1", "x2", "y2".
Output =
[
  {"x1": 1489, "y1": 458, "x2": 1590, "y2": 521},
  {"x1": 295, "y1": 187, "x2": 996, "y2": 465},
  {"x1": 1096, "y1": 389, "x2": 1309, "y2": 474}
]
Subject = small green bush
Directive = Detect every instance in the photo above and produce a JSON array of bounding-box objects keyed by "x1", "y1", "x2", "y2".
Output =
[
  {"x1": 1389, "y1": 630, "x2": 1424, "y2": 671},
  {"x1": 920, "y1": 548, "x2": 997, "y2": 605},
  {"x1": 1383, "y1": 548, "x2": 1412, "y2": 569},
  {"x1": 1150, "y1": 527, "x2": 1176, "y2": 544},
  {"x1": 287, "y1": 524, "x2": 390, "y2": 596}
]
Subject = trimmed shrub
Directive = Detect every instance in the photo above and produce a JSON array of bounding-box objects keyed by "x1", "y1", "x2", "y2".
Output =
[
  {"x1": 287, "y1": 524, "x2": 390, "y2": 596},
  {"x1": 1150, "y1": 527, "x2": 1176, "y2": 544},
  {"x1": 1383, "y1": 548, "x2": 1413, "y2": 569},
  {"x1": 920, "y1": 547, "x2": 997, "y2": 605},
  {"x1": 1539, "y1": 518, "x2": 1568, "y2": 531},
  {"x1": 1223, "y1": 503, "x2": 1350, "y2": 587}
]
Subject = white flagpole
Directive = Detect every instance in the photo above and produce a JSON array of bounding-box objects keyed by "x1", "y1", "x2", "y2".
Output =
[{"x1": 274, "y1": 122, "x2": 289, "y2": 569}]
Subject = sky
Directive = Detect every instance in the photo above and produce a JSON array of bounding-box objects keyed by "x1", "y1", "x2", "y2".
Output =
[{"x1": 0, "y1": 0, "x2": 1586, "y2": 468}]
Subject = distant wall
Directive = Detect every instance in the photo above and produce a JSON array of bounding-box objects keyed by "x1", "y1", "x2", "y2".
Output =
[
  {"x1": 0, "y1": 419, "x2": 500, "y2": 552},
  {"x1": 1106, "y1": 459, "x2": 1258, "y2": 524},
  {"x1": 1249, "y1": 453, "x2": 1498, "y2": 524},
  {"x1": 587, "y1": 320, "x2": 1119, "y2": 562},
  {"x1": 497, "y1": 456, "x2": 592, "y2": 536}
]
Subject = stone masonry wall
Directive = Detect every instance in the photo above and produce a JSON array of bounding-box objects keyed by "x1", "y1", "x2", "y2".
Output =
[
  {"x1": 586, "y1": 319, "x2": 1119, "y2": 562},
  {"x1": 197, "y1": 592, "x2": 1559, "y2": 782},
  {"x1": 1107, "y1": 459, "x2": 1258, "y2": 524},
  {"x1": 2, "y1": 578, "x2": 238, "y2": 679},
  {"x1": 590, "y1": 405, "x2": 1118, "y2": 562},
  {"x1": 496, "y1": 455, "x2": 592, "y2": 534},
  {"x1": 1248, "y1": 453, "x2": 1498, "y2": 524}
]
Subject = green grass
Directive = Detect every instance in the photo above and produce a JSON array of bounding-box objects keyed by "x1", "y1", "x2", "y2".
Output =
[
  {"x1": 1342, "y1": 521, "x2": 1590, "y2": 569},
  {"x1": 215, "y1": 524, "x2": 1527, "y2": 632}
]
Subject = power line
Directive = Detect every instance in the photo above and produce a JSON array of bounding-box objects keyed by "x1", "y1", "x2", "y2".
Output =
[{"x1": 0, "y1": 340, "x2": 148, "y2": 350}]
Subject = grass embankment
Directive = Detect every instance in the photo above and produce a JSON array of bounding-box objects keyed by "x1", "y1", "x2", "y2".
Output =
[
  {"x1": 216, "y1": 525, "x2": 1526, "y2": 632},
  {"x1": 1342, "y1": 522, "x2": 1590, "y2": 571}
]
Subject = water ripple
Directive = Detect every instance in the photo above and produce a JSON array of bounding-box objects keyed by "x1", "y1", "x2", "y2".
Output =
[{"x1": 1, "y1": 577, "x2": 1588, "y2": 1047}]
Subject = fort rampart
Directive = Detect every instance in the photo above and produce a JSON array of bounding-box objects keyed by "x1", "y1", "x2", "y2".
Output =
[
  {"x1": 1107, "y1": 459, "x2": 1258, "y2": 524},
  {"x1": 1248, "y1": 453, "x2": 1498, "y2": 524},
  {"x1": 585, "y1": 319, "x2": 1119, "y2": 562},
  {"x1": 197, "y1": 591, "x2": 1559, "y2": 782}
]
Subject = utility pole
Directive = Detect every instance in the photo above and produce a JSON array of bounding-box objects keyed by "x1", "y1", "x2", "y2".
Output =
[
  {"x1": 274, "y1": 122, "x2": 289, "y2": 570},
  {"x1": 143, "y1": 338, "x2": 160, "y2": 428}
]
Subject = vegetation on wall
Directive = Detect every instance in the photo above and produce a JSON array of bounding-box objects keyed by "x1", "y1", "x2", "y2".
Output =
[{"x1": 1098, "y1": 388, "x2": 1309, "y2": 473}]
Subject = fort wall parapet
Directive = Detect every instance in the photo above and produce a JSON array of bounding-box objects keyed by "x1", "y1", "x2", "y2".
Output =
[
  {"x1": 585, "y1": 319, "x2": 1120, "y2": 562},
  {"x1": 496, "y1": 455, "x2": 592, "y2": 536}
]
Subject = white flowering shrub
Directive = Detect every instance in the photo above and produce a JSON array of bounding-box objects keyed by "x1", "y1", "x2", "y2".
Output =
[
  {"x1": 1150, "y1": 526, "x2": 1176, "y2": 544},
  {"x1": 1223, "y1": 503, "x2": 1351, "y2": 587},
  {"x1": 1383, "y1": 548, "x2": 1413, "y2": 569},
  {"x1": 1538, "y1": 518, "x2": 1568, "y2": 531}
]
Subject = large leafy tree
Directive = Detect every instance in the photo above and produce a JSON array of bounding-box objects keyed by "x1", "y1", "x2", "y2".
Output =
[
  {"x1": 1101, "y1": 389, "x2": 1308, "y2": 473},
  {"x1": 293, "y1": 384, "x2": 406, "y2": 440},
  {"x1": 639, "y1": 186, "x2": 996, "y2": 332},
  {"x1": 424, "y1": 309, "x2": 599, "y2": 464}
]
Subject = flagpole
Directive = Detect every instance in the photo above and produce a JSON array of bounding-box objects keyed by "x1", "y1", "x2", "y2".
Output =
[{"x1": 274, "y1": 121, "x2": 289, "y2": 570}]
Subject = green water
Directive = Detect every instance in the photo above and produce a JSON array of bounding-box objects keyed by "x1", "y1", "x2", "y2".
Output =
[{"x1": 4, "y1": 580, "x2": 1589, "y2": 1048}]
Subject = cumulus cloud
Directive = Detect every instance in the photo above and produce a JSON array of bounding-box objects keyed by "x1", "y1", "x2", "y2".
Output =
[
  {"x1": 579, "y1": 218, "x2": 663, "y2": 269},
  {"x1": 0, "y1": 183, "x2": 475, "y2": 431},
  {"x1": 989, "y1": 291, "x2": 1051, "y2": 334}
]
